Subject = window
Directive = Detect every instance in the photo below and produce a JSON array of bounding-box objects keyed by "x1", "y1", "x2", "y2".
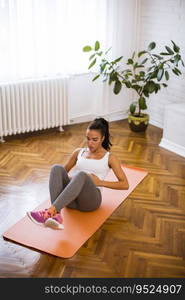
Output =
[{"x1": 0, "y1": 0, "x2": 107, "y2": 82}]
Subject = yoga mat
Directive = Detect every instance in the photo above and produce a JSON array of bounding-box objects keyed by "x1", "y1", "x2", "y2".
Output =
[{"x1": 3, "y1": 166, "x2": 148, "y2": 258}]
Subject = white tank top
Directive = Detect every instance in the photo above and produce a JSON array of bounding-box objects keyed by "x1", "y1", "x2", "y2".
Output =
[{"x1": 71, "y1": 148, "x2": 110, "y2": 182}]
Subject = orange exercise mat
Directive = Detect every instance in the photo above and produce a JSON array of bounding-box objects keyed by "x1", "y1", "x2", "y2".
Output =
[{"x1": 3, "y1": 166, "x2": 148, "y2": 258}]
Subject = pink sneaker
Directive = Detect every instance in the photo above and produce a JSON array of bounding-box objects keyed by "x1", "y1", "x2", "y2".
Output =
[
  {"x1": 27, "y1": 209, "x2": 53, "y2": 225},
  {"x1": 45, "y1": 213, "x2": 64, "y2": 230}
]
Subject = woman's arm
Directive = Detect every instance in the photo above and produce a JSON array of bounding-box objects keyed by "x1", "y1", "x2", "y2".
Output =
[
  {"x1": 63, "y1": 148, "x2": 81, "y2": 173},
  {"x1": 90, "y1": 154, "x2": 129, "y2": 190}
]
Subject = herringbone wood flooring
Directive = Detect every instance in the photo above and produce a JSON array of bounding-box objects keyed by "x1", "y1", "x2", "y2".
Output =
[{"x1": 0, "y1": 119, "x2": 185, "y2": 278}]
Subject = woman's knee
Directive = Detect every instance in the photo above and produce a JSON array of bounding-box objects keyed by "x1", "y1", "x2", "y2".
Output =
[
  {"x1": 50, "y1": 164, "x2": 66, "y2": 174},
  {"x1": 75, "y1": 171, "x2": 88, "y2": 180}
]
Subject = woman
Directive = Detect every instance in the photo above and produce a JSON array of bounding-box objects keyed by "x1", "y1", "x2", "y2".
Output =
[{"x1": 27, "y1": 117, "x2": 129, "y2": 229}]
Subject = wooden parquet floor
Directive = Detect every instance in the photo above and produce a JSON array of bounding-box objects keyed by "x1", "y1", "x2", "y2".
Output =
[{"x1": 0, "y1": 119, "x2": 185, "y2": 278}]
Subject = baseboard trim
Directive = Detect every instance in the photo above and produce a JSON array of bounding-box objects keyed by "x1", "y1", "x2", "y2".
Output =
[
  {"x1": 69, "y1": 114, "x2": 96, "y2": 124},
  {"x1": 69, "y1": 111, "x2": 128, "y2": 125},
  {"x1": 106, "y1": 111, "x2": 128, "y2": 122},
  {"x1": 149, "y1": 118, "x2": 163, "y2": 129},
  {"x1": 159, "y1": 138, "x2": 185, "y2": 158}
]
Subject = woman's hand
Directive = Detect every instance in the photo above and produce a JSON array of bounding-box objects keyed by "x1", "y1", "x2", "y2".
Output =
[{"x1": 89, "y1": 174, "x2": 102, "y2": 186}]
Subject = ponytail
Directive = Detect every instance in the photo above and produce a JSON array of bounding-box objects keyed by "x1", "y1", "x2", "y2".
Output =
[{"x1": 88, "y1": 117, "x2": 112, "y2": 150}]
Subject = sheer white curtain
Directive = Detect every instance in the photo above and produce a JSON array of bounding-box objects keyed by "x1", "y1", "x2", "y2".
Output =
[{"x1": 0, "y1": 0, "x2": 107, "y2": 82}]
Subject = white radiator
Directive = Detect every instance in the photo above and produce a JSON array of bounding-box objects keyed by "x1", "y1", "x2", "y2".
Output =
[{"x1": 0, "y1": 78, "x2": 69, "y2": 142}]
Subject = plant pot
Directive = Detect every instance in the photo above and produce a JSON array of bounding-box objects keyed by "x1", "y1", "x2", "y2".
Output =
[{"x1": 128, "y1": 113, "x2": 149, "y2": 132}]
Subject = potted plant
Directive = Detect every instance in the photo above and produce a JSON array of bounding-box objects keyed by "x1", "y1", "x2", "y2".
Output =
[{"x1": 83, "y1": 40, "x2": 184, "y2": 132}]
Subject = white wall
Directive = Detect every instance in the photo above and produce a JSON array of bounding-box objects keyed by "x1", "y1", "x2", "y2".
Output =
[
  {"x1": 138, "y1": 0, "x2": 185, "y2": 128},
  {"x1": 68, "y1": 0, "x2": 185, "y2": 135},
  {"x1": 159, "y1": 103, "x2": 185, "y2": 157},
  {"x1": 68, "y1": 73, "x2": 102, "y2": 124},
  {"x1": 68, "y1": 0, "x2": 138, "y2": 124}
]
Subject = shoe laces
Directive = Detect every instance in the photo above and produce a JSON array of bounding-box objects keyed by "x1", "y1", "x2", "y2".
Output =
[{"x1": 41, "y1": 209, "x2": 53, "y2": 220}]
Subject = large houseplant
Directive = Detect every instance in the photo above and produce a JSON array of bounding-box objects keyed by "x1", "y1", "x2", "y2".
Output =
[{"x1": 83, "y1": 40, "x2": 184, "y2": 132}]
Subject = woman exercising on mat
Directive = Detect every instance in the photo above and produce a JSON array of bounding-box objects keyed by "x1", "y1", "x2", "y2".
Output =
[{"x1": 27, "y1": 117, "x2": 129, "y2": 229}]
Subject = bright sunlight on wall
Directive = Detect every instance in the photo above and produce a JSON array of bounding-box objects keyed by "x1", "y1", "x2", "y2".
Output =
[{"x1": 0, "y1": 0, "x2": 107, "y2": 82}]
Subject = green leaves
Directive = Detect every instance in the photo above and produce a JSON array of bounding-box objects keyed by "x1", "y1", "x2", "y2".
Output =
[
  {"x1": 139, "y1": 71, "x2": 145, "y2": 77},
  {"x1": 160, "y1": 41, "x2": 179, "y2": 56},
  {"x1": 89, "y1": 53, "x2": 96, "y2": 61},
  {"x1": 105, "y1": 47, "x2": 112, "y2": 55},
  {"x1": 165, "y1": 70, "x2": 169, "y2": 80},
  {"x1": 132, "y1": 84, "x2": 141, "y2": 92},
  {"x1": 173, "y1": 54, "x2": 181, "y2": 66},
  {"x1": 114, "y1": 56, "x2": 123, "y2": 64},
  {"x1": 165, "y1": 46, "x2": 174, "y2": 55},
  {"x1": 140, "y1": 58, "x2": 148, "y2": 65},
  {"x1": 113, "y1": 80, "x2": 122, "y2": 94},
  {"x1": 145, "y1": 81, "x2": 156, "y2": 93},
  {"x1": 172, "y1": 68, "x2": 182, "y2": 76},
  {"x1": 100, "y1": 62, "x2": 107, "y2": 73},
  {"x1": 160, "y1": 52, "x2": 171, "y2": 56},
  {"x1": 130, "y1": 103, "x2": 136, "y2": 114},
  {"x1": 127, "y1": 58, "x2": 134, "y2": 65},
  {"x1": 147, "y1": 42, "x2": 156, "y2": 51},
  {"x1": 157, "y1": 68, "x2": 164, "y2": 81},
  {"x1": 83, "y1": 45, "x2": 92, "y2": 52},
  {"x1": 162, "y1": 83, "x2": 168, "y2": 87},
  {"x1": 139, "y1": 97, "x2": 147, "y2": 110},
  {"x1": 132, "y1": 51, "x2": 135, "y2": 60},
  {"x1": 95, "y1": 41, "x2": 100, "y2": 51},
  {"x1": 92, "y1": 74, "x2": 100, "y2": 81},
  {"x1": 82, "y1": 39, "x2": 184, "y2": 116},
  {"x1": 83, "y1": 41, "x2": 100, "y2": 52},
  {"x1": 171, "y1": 40, "x2": 180, "y2": 53},
  {"x1": 124, "y1": 81, "x2": 132, "y2": 88},
  {"x1": 88, "y1": 58, "x2": 96, "y2": 69},
  {"x1": 152, "y1": 54, "x2": 163, "y2": 60},
  {"x1": 138, "y1": 50, "x2": 147, "y2": 57}
]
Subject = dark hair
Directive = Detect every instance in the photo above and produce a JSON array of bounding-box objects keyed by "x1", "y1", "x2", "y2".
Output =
[{"x1": 88, "y1": 117, "x2": 112, "y2": 150}]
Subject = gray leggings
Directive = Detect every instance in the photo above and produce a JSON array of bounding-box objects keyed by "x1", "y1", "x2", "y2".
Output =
[{"x1": 49, "y1": 165, "x2": 102, "y2": 212}]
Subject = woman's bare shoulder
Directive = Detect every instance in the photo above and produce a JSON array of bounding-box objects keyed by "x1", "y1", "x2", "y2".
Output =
[
  {"x1": 108, "y1": 153, "x2": 120, "y2": 166},
  {"x1": 72, "y1": 147, "x2": 83, "y2": 157}
]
